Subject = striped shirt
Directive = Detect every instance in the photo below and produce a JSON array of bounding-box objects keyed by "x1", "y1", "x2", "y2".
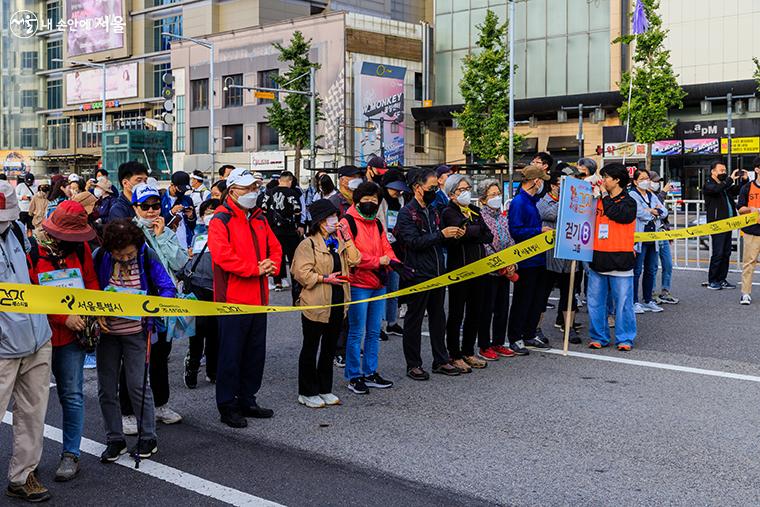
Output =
[{"x1": 106, "y1": 258, "x2": 143, "y2": 336}]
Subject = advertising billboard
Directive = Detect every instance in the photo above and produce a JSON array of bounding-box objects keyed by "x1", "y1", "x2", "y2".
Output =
[
  {"x1": 65, "y1": 62, "x2": 138, "y2": 105},
  {"x1": 720, "y1": 137, "x2": 760, "y2": 154},
  {"x1": 652, "y1": 140, "x2": 682, "y2": 156},
  {"x1": 683, "y1": 138, "x2": 719, "y2": 155},
  {"x1": 66, "y1": 0, "x2": 126, "y2": 57},
  {"x1": 354, "y1": 62, "x2": 406, "y2": 167}
]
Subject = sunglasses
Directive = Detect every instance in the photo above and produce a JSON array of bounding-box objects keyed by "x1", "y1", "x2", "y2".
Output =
[{"x1": 138, "y1": 202, "x2": 161, "y2": 211}]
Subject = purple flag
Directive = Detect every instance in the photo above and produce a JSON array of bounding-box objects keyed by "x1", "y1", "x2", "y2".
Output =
[{"x1": 632, "y1": 0, "x2": 649, "y2": 34}]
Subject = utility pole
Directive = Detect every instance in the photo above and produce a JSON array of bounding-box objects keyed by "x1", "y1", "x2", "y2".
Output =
[
  {"x1": 705, "y1": 92, "x2": 754, "y2": 173},
  {"x1": 561, "y1": 103, "x2": 601, "y2": 159},
  {"x1": 508, "y1": 0, "x2": 516, "y2": 193}
]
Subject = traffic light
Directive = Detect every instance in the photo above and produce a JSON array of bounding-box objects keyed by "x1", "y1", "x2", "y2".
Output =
[{"x1": 161, "y1": 72, "x2": 175, "y2": 125}]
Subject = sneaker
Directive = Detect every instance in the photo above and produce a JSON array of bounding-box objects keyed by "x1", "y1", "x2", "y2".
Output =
[
  {"x1": 130, "y1": 439, "x2": 158, "y2": 459},
  {"x1": 274, "y1": 284, "x2": 284, "y2": 292},
  {"x1": 741, "y1": 293, "x2": 752, "y2": 305},
  {"x1": 83, "y1": 353, "x2": 97, "y2": 369},
  {"x1": 608, "y1": 315, "x2": 615, "y2": 328},
  {"x1": 491, "y1": 345, "x2": 516, "y2": 357},
  {"x1": 364, "y1": 372, "x2": 393, "y2": 389},
  {"x1": 54, "y1": 452, "x2": 80, "y2": 482},
  {"x1": 617, "y1": 343, "x2": 632, "y2": 352},
  {"x1": 524, "y1": 338, "x2": 549, "y2": 349},
  {"x1": 658, "y1": 290, "x2": 679, "y2": 304},
  {"x1": 386, "y1": 323, "x2": 403, "y2": 336},
  {"x1": 318, "y1": 393, "x2": 341, "y2": 405},
  {"x1": 575, "y1": 293, "x2": 585, "y2": 308},
  {"x1": 406, "y1": 367, "x2": 430, "y2": 380},
  {"x1": 380, "y1": 329, "x2": 389, "y2": 342},
  {"x1": 333, "y1": 355, "x2": 345, "y2": 368},
  {"x1": 509, "y1": 341, "x2": 530, "y2": 356},
  {"x1": 122, "y1": 415, "x2": 138, "y2": 436},
  {"x1": 241, "y1": 404, "x2": 274, "y2": 418},
  {"x1": 560, "y1": 326, "x2": 582, "y2": 345},
  {"x1": 220, "y1": 408, "x2": 247, "y2": 428},
  {"x1": 463, "y1": 355, "x2": 487, "y2": 369},
  {"x1": 721, "y1": 280, "x2": 737, "y2": 289},
  {"x1": 546, "y1": 302, "x2": 555, "y2": 310},
  {"x1": 642, "y1": 301, "x2": 664, "y2": 313},
  {"x1": 432, "y1": 363, "x2": 461, "y2": 376},
  {"x1": 451, "y1": 358, "x2": 472, "y2": 374},
  {"x1": 633, "y1": 302, "x2": 645, "y2": 314},
  {"x1": 588, "y1": 341, "x2": 606, "y2": 349},
  {"x1": 6, "y1": 471, "x2": 51, "y2": 502},
  {"x1": 348, "y1": 378, "x2": 370, "y2": 394},
  {"x1": 707, "y1": 282, "x2": 723, "y2": 290},
  {"x1": 298, "y1": 395, "x2": 326, "y2": 408},
  {"x1": 100, "y1": 440, "x2": 127, "y2": 463},
  {"x1": 155, "y1": 405, "x2": 182, "y2": 425},
  {"x1": 184, "y1": 367, "x2": 198, "y2": 389},
  {"x1": 478, "y1": 347, "x2": 500, "y2": 361},
  {"x1": 535, "y1": 328, "x2": 547, "y2": 342}
]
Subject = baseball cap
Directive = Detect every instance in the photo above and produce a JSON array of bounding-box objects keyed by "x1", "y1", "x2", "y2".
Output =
[
  {"x1": 436, "y1": 165, "x2": 452, "y2": 178},
  {"x1": 367, "y1": 156, "x2": 388, "y2": 175},
  {"x1": 131, "y1": 183, "x2": 161, "y2": 204},
  {"x1": 226, "y1": 168, "x2": 256, "y2": 187},
  {"x1": 650, "y1": 172, "x2": 662, "y2": 182},
  {"x1": 521, "y1": 165, "x2": 550, "y2": 181},
  {"x1": 67, "y1": 173, "x2": 81, "y2": 183},
  {"x1": 252, "y1": 172, "x2": 264, "y2": 182},
  {"x1": 0, "y1": 181, "x2": 20, "y2": 221},
  {"x1": 338, "y1": 165, "x2": 362, "y2": 177},
  {"x1": 171, "y1": 171, "x2": 191, "y2": 194}
]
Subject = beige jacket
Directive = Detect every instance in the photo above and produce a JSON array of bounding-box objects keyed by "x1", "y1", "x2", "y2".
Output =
[
  {"x1": 27, "y1": 192, "x2": 49, "y2": 228},
  {"x1": 292, "y1": 232, "x2": 361, "y2": 323}
]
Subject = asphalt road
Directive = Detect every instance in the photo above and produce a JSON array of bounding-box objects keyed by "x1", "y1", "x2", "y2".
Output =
[{"x1": 3, "y1": 269, "x2": 760, "y2": 506}]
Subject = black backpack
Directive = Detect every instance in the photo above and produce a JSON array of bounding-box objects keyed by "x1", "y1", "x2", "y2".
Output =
[{"x1": 343, "y1": 214, "x2": 384, "y2": 239}]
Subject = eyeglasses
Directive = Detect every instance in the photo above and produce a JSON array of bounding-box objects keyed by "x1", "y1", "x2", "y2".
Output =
[
  {"x1": 454, "y1": 186, "x2": 472, "y2": 194},
  {"x1": 138, "y1": 202, "x2": 161, "y2": 211}
]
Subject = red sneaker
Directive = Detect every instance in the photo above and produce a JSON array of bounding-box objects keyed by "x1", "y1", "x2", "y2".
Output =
[
  {"x1": 478, "y1": 347, "x2": 500, "y2": 361},
  {"x1": 491, "y1": 345, "x2": 516, "y2": 358}
]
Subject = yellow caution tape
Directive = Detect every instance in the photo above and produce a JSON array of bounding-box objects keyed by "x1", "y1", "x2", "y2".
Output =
[{"x1": 0, "y1": 212, "x2": 756, "y2": 317}]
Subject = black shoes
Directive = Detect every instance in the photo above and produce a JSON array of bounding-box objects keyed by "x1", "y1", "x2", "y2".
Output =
[
  {"x1": 241, "y1": 404, "x2": 274, "y2": 419},
  {"x1": 509, "y1": 340, "x2": 530, "y2": 356},
  {"x1": 721, "y1": 280, "x2": 737, "y2": 289},
  {"x1": 406, "y1": 367, "x2": 430, "y2": 381},
  {"x1": 100, "y1": 440, "x2": 127, "y2": 463},
  {"x1": 348, "y1": 378, "x2": 370, "y2": 394},
  {"x1": 432, "y1": 363, "x2": 461, "y2": 376},
  {"x1": 184, "y1": 368, "x2": 198, "y2": 389},
  {"x1": 364, "y1": 373, "x2": 393, "y2": 389},
  {"x1": 333, "y1": 355, "x2": 346, "y2": 368},
  {"x1": 130, "y1": 439, "x2": 158, "y2": 459},
  {"x1": 220, "y1": 408, "x2": 248, "y2": 428},
  {"x1": 386, "y1": 323, "x2": 404, "y2": 336},
  {"x1": 380, "y1": 330, "x2": 389, "y2": 341}
]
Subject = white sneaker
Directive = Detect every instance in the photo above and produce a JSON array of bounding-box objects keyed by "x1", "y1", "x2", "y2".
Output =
[
  {"x1": 741, "y1": 294, "x2": 752, "y2": 305},
  {"x1": 122, "y1": 415, "x2": 138, "y2": 436},
  {"x1": 643, "y1": 301, "x2": 664, "y2": 313},
  {"x1": 318, "y1": 393, "x2": 341, "y2": 406},
  {"x1": 155, "y1": 405, "x2": 183, "y2": 424},
  {"x1": 298, "y1": 395, "x2": 326, "y2": 408},
  {"x1": 633, "y1": 302, "x2": 645, "y2": 314}
]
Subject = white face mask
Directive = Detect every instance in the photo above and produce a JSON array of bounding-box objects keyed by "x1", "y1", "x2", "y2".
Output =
[
  {"x1": 202, "y1": 214, "x2": 214, "y2": 226},
  {"x1": 94, "y1": 187, "x2": 104, "y2": 198},
  {"x1": 325, "y1": 215, "x2": 339, "y2": 234},
  {"x1": 650, "y1": 182, "x2": 661, "y2": 192},
  {"x1": 486, "y1": 196, "x2": 502, "y2": 210},
  {"x1": 456, "y1": 190, "x2": 472, "y2": 206},
  {"x1": 0, "y1": 221, "x2": 10, "y2": 233},
  {"x1": 535, "y1": 181, "x2": 544, "y2": 194},
  {"x1": 637, "y1": 180, "x2": 650, "y2": 191},
  {"x1": 236, "y1": 191, "x2": 259, "y2": 209},
  {"x1": 136, "y1": 216, "x2": 154, "y2": 228},
  {"x1": 347, "y1": 178, "x2": 362, "y2": 191},
  {"x1": 749, "y1": 171, "x2": 758, "y2": 183}
]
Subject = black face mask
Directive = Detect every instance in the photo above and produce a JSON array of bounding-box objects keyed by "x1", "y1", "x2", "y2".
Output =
[
  {"x1": 717, "y1": 173, "x2": 728, "y2": 181},
  {"x1": 422, "y1": 188, "x2": 437, "y2": 205},
  {"x1": 357, "y1": 201, "x2": 379, "y2": 218}
]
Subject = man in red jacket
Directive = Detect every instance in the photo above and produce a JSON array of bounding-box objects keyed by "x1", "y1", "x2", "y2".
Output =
[{"x1": 208, "y1": 168, "x2": 282, "y2": 428}]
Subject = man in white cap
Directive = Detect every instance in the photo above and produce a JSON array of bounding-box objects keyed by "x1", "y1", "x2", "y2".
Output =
[
  {"x1": 189, "y1": 170, "x2": 210, "y2": 216},
  {"x1": 0, "y1": 181, "x2": 54, "y2": 502}
]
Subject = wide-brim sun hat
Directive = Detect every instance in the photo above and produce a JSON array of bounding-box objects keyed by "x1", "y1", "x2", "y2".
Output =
[{"x1": 41, "y1": 200, "x2": 96, "y2": 242}]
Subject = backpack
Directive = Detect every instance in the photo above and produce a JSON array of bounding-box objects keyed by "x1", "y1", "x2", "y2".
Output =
[
  {"x1": 343, "y1": 214, "x2": 384, "y2": 240},
  {"x1": 10, "y1": 221, "x2": 38, "y2": 269},
  {"x1": 95, "y1": 194, "x2": 116, "y2": 220}
]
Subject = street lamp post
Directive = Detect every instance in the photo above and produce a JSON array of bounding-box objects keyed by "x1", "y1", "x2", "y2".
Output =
[
  {"x1": 560, "y1": 103, "x2": 601, "y2": 159},
  {"x1": 162, "y1": 33, "x2": 214, "y2": 178},
  {"x1": 704, "y1": 92, "x2": 755, "y2": 173},
  {"x1": 54, "y1": 58, "x2": 107, "y2": 173},
  {"x1": 508, "y1": 0, "x2": 516, "y2": 196}
]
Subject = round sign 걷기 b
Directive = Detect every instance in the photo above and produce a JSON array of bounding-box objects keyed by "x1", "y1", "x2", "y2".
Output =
[{"x1": 580, "y1": 221, "x2": 592, "y2": 245}]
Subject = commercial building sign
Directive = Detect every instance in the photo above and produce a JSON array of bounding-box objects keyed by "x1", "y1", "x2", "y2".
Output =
[
  {"x1": 720, "y1": 137, "x2": 760, "y2": 154},
  {"x1": 249, "y1": 151, "x2": 285, "y2": 172},
  {"x1": 683, "y1": 138, "x2": 719, "y2": 155},
  {"x1": 65, "y1": 62, "x2": 137, "y2": 105},
  {"x1": 603, "y1": 142, "x2": 647, "y2": 159},
  {"x1": 66, "y1": 0, "x2": 125, "y2": 56},
  {"x1": 652, "y1": 140, "x2": 682, "y2": 156},
  {"x1": 354, "y1": 62, "x2": 406, "y2": 167}
]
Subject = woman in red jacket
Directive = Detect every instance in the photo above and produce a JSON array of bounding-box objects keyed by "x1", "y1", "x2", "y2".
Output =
[
  {"x1": 208, "y1": 168, "x2": 282, "y2": 428},
  {"x1": 339, "y1": 182, "x2": 398, "y2": 395},
  {"x1": 28, "y1": 200, "x2": 98, "y2": 482}
]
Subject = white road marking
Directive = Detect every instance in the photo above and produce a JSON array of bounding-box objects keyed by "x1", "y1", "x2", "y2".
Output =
[
  {"x1": 420, "y1": 331, "x2": 760, "y2": 383},
  {"x1": 2, "y1": 412, "x2": 284, "y2": 507}
]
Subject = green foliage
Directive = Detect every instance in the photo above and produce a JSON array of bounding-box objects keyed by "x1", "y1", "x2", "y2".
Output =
[
  {"x1": 753, "y1": 57, "x2": 760, "y2": 93},
  {"x1": 615, "y1": 0, "x2": 685, "y2": 146},
  {"x1": 453, "y1": 10, "x2": 521, "y2": 162}
]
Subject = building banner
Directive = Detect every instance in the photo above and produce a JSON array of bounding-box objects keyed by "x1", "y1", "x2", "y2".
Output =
[
  {"x1": 66, "y1": 0, "x2": 126, "y2": 57},
  {"x1": 684, "y1": 138, "x2": 719, "y2": 155},
  {"x1": 720, "y1": 137, "x2": 760, "y2": 155},
  {"x1": 554, "y1": 177, "x2": 596, "y2": 262},
  {"x1": 652, "y1": 140, "x2": 682, "y2": 156},
  {"x1": 354, "y1": 62, "x2": 406, "y2": 167}
]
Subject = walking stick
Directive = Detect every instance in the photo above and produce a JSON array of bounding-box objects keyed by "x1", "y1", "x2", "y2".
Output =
[{"x1": 134, "y1": 328, "x2": 152, "y2": 469}]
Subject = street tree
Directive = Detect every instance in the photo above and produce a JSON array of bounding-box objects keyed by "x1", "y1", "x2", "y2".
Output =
[
  {"x1": 616, "y1": 0, "x2": 685, "y2": 171},
  {"x1": 454, "y1": 10, "x2": 521, "y2": 165},
  {"x1": 267, "y1": 31, "x2": 323, "y2": 180},
  {"x1": 753, "y1": 57, "x2": 760, "y2": 92}
]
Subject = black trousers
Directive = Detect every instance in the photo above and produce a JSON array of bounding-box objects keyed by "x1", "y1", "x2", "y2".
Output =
[
  {"x1": 507, "y1": 266, "x2": 547, "y2": 344},
  {"x1": 402, "y1": 287, "x2": 449, "y2": 369},
  {"x1": 299, "y1": 309, "x2": 343, "y2": 396},
  {"x1": 552, "y1": 271, "x2": 579, "y2": 326},
  {"x1": 187, "y1": 315, "x2": 219, "y2": 381},
  {"x1": 335, "y1": 317, "x2": 348, "y2": 357},
  {"x1": 273, "y1": 232, "x2": 300, "y2": 283},
  {"x1": 709, "y1": 231, "x2": 732, "y2": 284},
  {"x1": 216, "y1": 314, "x2": 267, "y2": 411},
  {"x1": 479, "y1": 275, "x2": 510, "y2": 348},
  {"x1": 446, "y1": 276, "x2": 485, "y2": 358},
  {"x1": 120, "y1": 331, "x2": 170, "y2": 414}
]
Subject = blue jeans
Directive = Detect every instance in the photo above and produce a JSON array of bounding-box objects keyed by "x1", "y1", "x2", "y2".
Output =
[
  {"x1": 346, "y1": 286, "x2": 386, "y2": 381},
  {"x1": 658, "y1": 240, "x2": 673, "y2": 291},
  {"x1": 633, "y1": 243, "x2": 659, "y2": 304},
  {"x1": 588, "y1": 269, "x2": 637, "y2": 346},
  {"x1": 385, "y1": 270, "x2": 400, "y2": 325},
  {"x1": 51, "y1": 342, "x2": 86, "y2": 457}
]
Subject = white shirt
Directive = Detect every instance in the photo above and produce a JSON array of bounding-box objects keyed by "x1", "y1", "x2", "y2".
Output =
[{"x1": 15, "y1": 182, "x2": 34, "y2": 213}]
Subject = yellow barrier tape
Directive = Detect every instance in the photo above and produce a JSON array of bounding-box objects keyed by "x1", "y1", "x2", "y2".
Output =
[{"x1": 0, "y1": 212, "x2": 756, "y2": 316}]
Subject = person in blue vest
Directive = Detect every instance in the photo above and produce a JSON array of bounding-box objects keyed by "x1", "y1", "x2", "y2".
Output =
[{"x1": 160, "y1": 171, "x2": 196, "y2": 250}]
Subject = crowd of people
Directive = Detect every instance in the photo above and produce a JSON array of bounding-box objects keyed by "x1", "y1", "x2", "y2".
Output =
[{"x1": 0, "y1": 151, "x2": 757, "y2": 502}]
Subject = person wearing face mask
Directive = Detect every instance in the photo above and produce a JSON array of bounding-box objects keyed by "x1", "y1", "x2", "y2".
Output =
[
  {"x1": 629, "y1": 169, "x2": 667, "y2": 314},
  {"x1": 704, "y1": 160, "x2": 741, "y2": 290},
  {"x1": 208, "y1": 168, "x2": 282, "y2": 428},
  {"x1": 478, "y1": 180, "x2": 517, "y2": 359},
  {"x1": 106, "y1": 161, "x2": 149, "y2": 223},
  {"x1": 260, "y1": 171, "x2": 303, "y2": 294},
  {"x1": 649, "y1": 173, "x2": 679, "y2": 306},
  {"x1": 182, "y1": 199, "x2": 221, "y2": 388},
  {"x1": 507, "y1": 165, "x2": 553, "y2": 355},
  {"x1": 736, "y1": 157, "x2": 760, "y2": 305},
  {"x1": 304, "y1": 170, "x2": 327, "y2": 210},
  {"x1": 15, "y1": 172, "x2": 35, "y2": 230},
  {"x1": 440, "y1": 174, "x2": 493, "y2": 372},
  {"x1": 160, "y1": 171, "x2": 197, "y2": 251},
  {"x1": 329, "y1": 165, "x2": 363, "y2": 218},
  {"x1": 27, "y1": 183, "x2": 50, "y2": 231},
  {"x1": 396, "y1": 169, "x2": 464, "y2": 380},
  {"x1": 189, "y1": 170, "x2": 210, "y2": 217},
  {"x1": 46, "y1": 175, "x2": 68, "y2": 218},
  {"x1": 292, "y1": 199, "x2": 361, "y2": 407},
  {"x1": 339, "y1": 182, "x2": 399, "y2": 395},
  {"x1": 365, "y1": 155, "x2": 388, "y2": 184}
]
